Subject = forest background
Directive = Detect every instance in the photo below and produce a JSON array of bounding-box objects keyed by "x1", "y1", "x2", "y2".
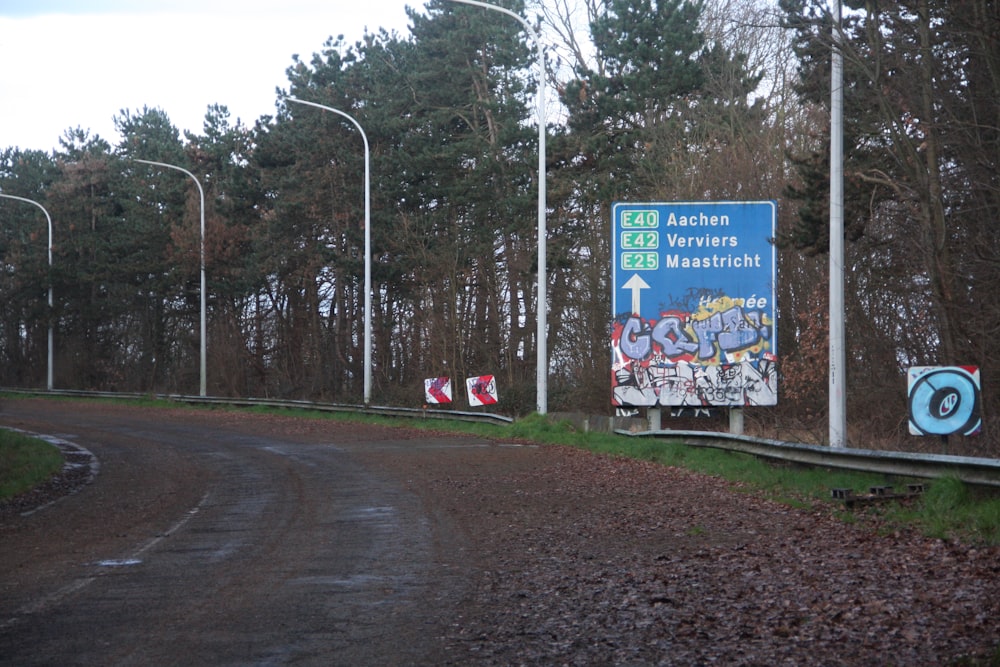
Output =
[{"x1": 1, "y1": 0, "x2": 997, "y2": 455}]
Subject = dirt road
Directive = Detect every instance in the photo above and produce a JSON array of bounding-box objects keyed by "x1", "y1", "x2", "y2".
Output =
[
  {"x1": 0, "y1": 400, "x2": 478, "y2": 665},
  {"x1": 1, "y1": 399, "x2": 998, "y2": 665}
]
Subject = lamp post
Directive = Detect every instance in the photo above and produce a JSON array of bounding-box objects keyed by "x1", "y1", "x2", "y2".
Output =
[
  {"x1": 0, "y1": 193, "x2": 54, "y2": 391},
  {"x1": 829, "y1": 0, "x2": 847, "y2": 447},
  {"x1": 444, "y1": 0, "x2": 548, "y2": 414},
  {"x1": 286, "y1": 96, "x2": 372, "y2": 406},
  {"x1": 134, "y1": 159, "x2": 207, "y2": 397}
]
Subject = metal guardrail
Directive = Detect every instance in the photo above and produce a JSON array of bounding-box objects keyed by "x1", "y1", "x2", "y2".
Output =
[
  {"x1": 1, "y1": 388, "x2": 514, "y2": 426},
  {"x1": 4, "y1": 387, "x2": 998, "y2": 487},
  {"x1": 620, "y1": 429, "x2": 1000, "y2": 488}
]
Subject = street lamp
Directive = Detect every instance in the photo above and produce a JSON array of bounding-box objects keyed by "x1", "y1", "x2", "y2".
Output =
[
  {"x1": 286, "y1": 96, "x2": 373, "y2": 406},
  {"x1": 829, "y1": 0, "x2": 847, "y2": 447},
  {"x1": 0, "y1": 193, "x2": 54, "y2": 391},
  {"x1": 444, "y1": 0, "x2": 548, "y2": 414},
  {"x1": 134, "y1": 159, "x2": 207, "y2": 397}
]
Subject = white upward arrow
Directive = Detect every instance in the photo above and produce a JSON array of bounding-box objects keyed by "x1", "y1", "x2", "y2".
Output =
[{"x1": 623, "y1": 274, "x2": 650, "y2": 315}]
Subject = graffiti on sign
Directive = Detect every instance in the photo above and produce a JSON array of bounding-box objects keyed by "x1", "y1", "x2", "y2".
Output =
[
  {"x1": 466, "y1": 375, "x2": 498, "y2": 407},
  {"x1": 424, "y1": 377, "x2": 452, "y2": 404},
  {"x1": 611, "y1": 202, "x2": 777, "y2": 407},
  {"x1": 612, "y1": 297, "x2": 777, "y2": 407},
  {"x1": 670, "y1": 407, "x2": 716, "y2": 418},
  {"x1": 907, "y1": 366, "x2": 981, "y2": 436}
]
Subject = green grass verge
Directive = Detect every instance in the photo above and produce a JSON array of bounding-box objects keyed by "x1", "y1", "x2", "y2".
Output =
[
  {"x1": 0, "y1": 429, "x2": 63, "y2": 501},
  {"x1": 884, "y1": 476, "x2": 1000, "y2": 545}
]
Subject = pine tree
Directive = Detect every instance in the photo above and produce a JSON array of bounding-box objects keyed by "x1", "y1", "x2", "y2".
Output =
[{"x1": 0, "y1": 148, "x2": 57, "y2": 387}]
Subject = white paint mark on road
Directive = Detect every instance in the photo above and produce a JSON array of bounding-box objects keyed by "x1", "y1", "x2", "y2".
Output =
[
  {"x1": 0, "y1": 491, "x2": 211, "y2": 630},
  {"x1": 97, "y1": 559, "x2": 142, "y2": 567}
]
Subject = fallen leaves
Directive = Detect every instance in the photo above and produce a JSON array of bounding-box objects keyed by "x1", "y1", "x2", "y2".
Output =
[{"x1": 426, "y1": 446, "x2": 1000, "y2": 665}]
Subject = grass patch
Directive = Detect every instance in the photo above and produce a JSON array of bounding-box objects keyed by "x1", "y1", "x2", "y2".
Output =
[
  {"x1": 886, "y1": 476, "x2": 1000, "y2": 544},
  {"x1": 0, "y1": 429, "x2": 63, "y2": 501}
]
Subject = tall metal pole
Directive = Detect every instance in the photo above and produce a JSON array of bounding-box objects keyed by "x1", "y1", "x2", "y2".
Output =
[
  {"x1": 0, "y1": 193, "x2": 54, "y2": 391},
  {"x1": 444, "y1": 0, "x2": 548, "y2": 414},
  {"x1": 134, "y1": 159, "x2": 207, "y2": 397},
  {"x1": 829, "y1": 0, "x2": 847, "y2": 447},
  {"x1": 286, "y1": 97, "x2": 373, "y2": 406}
]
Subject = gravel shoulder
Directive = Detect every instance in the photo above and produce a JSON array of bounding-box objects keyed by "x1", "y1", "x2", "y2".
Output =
[{"x1": 2, "y1": 400, "x2": 999, "y2": 665}]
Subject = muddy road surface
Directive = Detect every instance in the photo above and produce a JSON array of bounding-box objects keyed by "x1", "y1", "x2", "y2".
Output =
[
  {"x1": 0, "y1": 399, "x2": 476, "y2": 665},
  {"x1": 1, "y1": 398, "x2": 999, "y2": 666}
]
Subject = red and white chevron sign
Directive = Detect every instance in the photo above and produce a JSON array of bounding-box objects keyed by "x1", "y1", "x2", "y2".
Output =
[
  {"x1": 465, "y1": 375, "x2": 498, "y2": 407},
  {"x1": 424, "y1": 377, "x2": 452, "y2": 404}
]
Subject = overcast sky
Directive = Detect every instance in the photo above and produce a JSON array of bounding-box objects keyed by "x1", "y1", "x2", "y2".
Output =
[{"x1": 0, "y1": 0, "x2": 422, "y2": 153}]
